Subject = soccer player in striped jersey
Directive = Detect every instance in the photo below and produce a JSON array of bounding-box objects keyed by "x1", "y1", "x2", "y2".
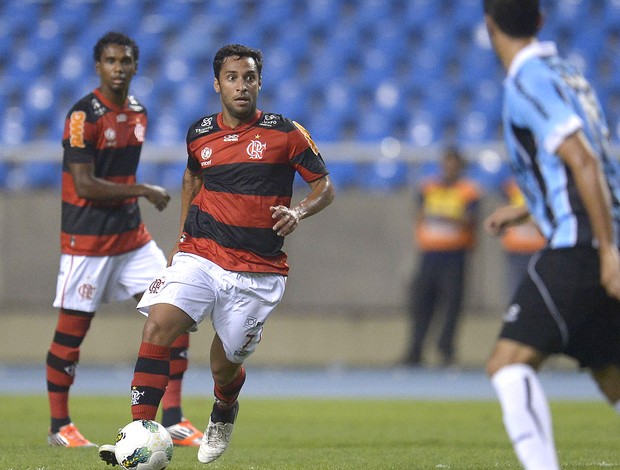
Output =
[
  {"x1": 99, "y1": 43, "x2": 334, "y2": 465},
  {"x1": 483, "y1": 1, "x2": 620, "y2": 469},
  {"x1": 47, "y1": 32, "x2": 203, "y2": 448}
]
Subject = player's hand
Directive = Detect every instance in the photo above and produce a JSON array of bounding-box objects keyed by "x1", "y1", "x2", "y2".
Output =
[
  {"x1": 599, "y1": 245, "x2": 620, "y2": 301},
  {"x1": 143, "y1": 184, "x2": 171, "y2": 211},
  {"x1": 270, "y1": 205, "x2": 300, "y2": 237},
  {"x1": 484, "y1": 205, "x2": 526, "y2": 236}
]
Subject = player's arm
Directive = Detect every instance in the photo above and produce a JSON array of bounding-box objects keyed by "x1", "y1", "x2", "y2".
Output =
[
  {"x1": 484, "y1": 204, "x2": 531, "y2": 236},
  {"x1": 69, "y1": 161, "x2": 170, "y2": 211},
  {"x1": 167, "y1": 167, "x2": 203, "y2": 265},
  {"x1": 557, "y1": 130, "x2": 620, "y2": 299},
  {"x1": 270, "y1": 174, "x2": 335, "y2": 237}
]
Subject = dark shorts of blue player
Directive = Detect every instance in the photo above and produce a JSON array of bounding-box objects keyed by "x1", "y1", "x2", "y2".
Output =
[{"x1": 500, "y1": 247, "x2": 620, "y2": 370}]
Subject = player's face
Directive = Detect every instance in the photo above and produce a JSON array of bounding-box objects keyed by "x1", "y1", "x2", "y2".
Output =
[
  {"x1": 96, "y1": 44, "x2": 137, "y2": 101},
  {"x1": 214, "y1": 56, "x2": 261, "y2": 125}
]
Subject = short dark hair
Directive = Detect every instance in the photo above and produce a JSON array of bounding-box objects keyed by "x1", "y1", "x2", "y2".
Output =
[
  {"x1": 213, "y1": 44, "x2": 263, "y2": 80},
  {"x1": 93, "y1": 31, "x2": 139, "y2": 63},
  {"x1": 483, "y1": 0, "x2": 541, "y2": 38}
]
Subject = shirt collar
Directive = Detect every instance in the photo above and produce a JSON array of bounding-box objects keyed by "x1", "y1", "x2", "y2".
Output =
[{"x1": 507, "y1": 41, "x2": 557, "y2": 78}]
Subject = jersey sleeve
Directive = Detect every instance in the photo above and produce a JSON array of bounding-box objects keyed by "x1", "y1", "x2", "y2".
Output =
[
  {"x1": 507, "y1": 69, "x2": 582, "y2": 155},
  {"x1": 288, "y1": 120, "x2": 329, "y2": 183},
  {"x1": 62, "y1": 101, "x2": 98, "y2": 164}
]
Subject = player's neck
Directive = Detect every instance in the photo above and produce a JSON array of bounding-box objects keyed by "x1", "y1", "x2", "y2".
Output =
[
  {"x1": 98, "y1": 86, "x2": 129, "y2": 108},
  {"x1": 496, "y1": 36, "x2": 538, "y2": 72}
]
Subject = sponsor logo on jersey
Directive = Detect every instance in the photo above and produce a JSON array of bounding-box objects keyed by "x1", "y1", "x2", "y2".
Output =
[
  {"x1": 134, "y1": 122, "x2": 145, "y2": 142},
  {"x1": 78, "y1": 283, "x2": 96, "y2": 300},
  {"x1": 91, "y1": 98, "x2": 105, "y2": 116},
  {"x1": 503, "y1": 304, "x2": 521, "y2": 323},
  {"x1": 69, "y1": 111, "x2": 86, "y2": 148},
  {"x1": 261, "y1": 114, "x2": 279, "y2": 126},
  {"x1": 247, "y1": 140, "x2": 266, "y2": 160},
  {"x1": 223, "y1": 134, "x2": 239, "y2": 142},
  {"x1": 128, "y1": 96, "x2": 144, "y2": 112},
  {"x1": 116, "y1": 113, "x2": 127, "y2": 122},
  {"x1": 195, "y1": 117, "x2": 215, "y2": 134}
]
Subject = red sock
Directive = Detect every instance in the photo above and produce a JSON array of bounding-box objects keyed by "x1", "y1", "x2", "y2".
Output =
[
  {"x1": 214, "y1": 366, "x2": 246, "y2": 408},
  {"x1": 46, "y1": 309, "x2": 93, "y2": 423},
  {"x1": 161, "y1": 333, "x2": 189, "y2": 411},
  {"x1": 131, "y1": 342, "x2": 170, "y2": 420}
]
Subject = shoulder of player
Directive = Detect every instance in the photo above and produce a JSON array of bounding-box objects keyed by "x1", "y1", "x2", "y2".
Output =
[
  {"x1": 186, "y1": 113, "x2": 220, "y2": 142},
  {"x1": 256, "y1": 113, "x2": 300, "y2": 132},
  {"x1": 126, "y1": 95, "x2": 146, "y2": 114},
  {"x1": 67, "y1": 92, "x2": 145, "y2": 121}
]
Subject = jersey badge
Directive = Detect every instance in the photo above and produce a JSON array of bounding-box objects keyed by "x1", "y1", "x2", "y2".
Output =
[
  {"x1": 247, "y1": 140, "x2": 266, "y2": 160},
  {"x1": 200, "y1": 146, "x2": 213, "y2": 167},
  {"x1": 104, "y1": 127, "x2": 116, "y2": 147},
  {"x1": 134, "y1": 122, "x2": 145, "y2": 142}
]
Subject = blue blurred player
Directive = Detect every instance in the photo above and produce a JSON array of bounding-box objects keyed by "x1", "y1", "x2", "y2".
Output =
[{"x1": 483, "y1": 1, "x2": 620, "y2": 469}]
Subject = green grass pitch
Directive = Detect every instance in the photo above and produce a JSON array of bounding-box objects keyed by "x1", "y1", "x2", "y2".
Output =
[{"x1": 0, "y1": 395, "x2": 618, "y2": 469}]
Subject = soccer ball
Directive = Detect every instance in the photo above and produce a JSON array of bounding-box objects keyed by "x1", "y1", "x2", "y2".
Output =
[{"x1": 114, "y1": 420, "x2": 174, "y2": 470}]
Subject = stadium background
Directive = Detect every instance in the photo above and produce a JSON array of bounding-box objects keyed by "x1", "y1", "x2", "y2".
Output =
[{"x1": 1, "y1": 0, "x2": 619, "y2": 368}]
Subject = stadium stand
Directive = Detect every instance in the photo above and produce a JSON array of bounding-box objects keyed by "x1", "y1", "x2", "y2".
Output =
[{"x1": 0, "y1": 0, "x2": 618, "y2": 191}]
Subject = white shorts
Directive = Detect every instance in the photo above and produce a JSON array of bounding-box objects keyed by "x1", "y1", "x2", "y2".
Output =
[
  {"x1": 53, "y1": 240, "x2": 166, "y2": 312},
  {"x1": 137, "y1": 252, "x2": 287, "y2": 363}
]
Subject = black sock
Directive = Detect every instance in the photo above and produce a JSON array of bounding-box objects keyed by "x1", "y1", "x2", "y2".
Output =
[
  {"x1": 161, "y1": 406, "x2": 183, "y2": 428},
  {"x1": 51, "y1": 416, "x2": 72, "y2": 433},
  {"x1": 211, "y1": 401, "x2": 239, "y2": 424}
]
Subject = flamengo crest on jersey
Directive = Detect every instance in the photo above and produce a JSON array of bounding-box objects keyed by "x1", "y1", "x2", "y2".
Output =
[
  {"x1": 60, "y1": 88, "x2": 152, "y2": 256},
  {"x1": 181, "y1": 110, "x2": 329, "y2": 275}
]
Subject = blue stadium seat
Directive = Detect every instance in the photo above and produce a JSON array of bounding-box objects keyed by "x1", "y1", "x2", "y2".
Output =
[
  {"x1": 7, "y1": 161, "x2": 63, "y2": 190},
  {"x1": 401, "y1": 0, "x2": 440, "y2": 28},
  {"x1": 323, "y1": 161, "x2": 361, "y2": 191},
  {"x1": 553, "y1": 0, "x2": 593, "y2": 28},
  {"x1": 52, "y1": 1, "x2": 95, "y2": 36},
  {"x1": 155, "y1": 161, "x2": 186, "y2": 190},
  {"x1": 359, "y1": 159, "x2": 409, "y2": 193},
  {"x1": 304, "y1": 0, "x2": 342, "y2": 28}
]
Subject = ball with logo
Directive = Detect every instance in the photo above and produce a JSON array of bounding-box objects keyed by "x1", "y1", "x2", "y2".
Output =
[{"x1": 114, "y1": 420, "x2": 173, "y2": 470}]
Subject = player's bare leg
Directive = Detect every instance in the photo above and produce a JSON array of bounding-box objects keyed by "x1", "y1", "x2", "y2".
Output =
[
  {"x1": 591, "y1": 365, "x2": 620, "y2": 411},
  {"x1": 198, "y1": 334, "x2": 244, "y2": 464}
]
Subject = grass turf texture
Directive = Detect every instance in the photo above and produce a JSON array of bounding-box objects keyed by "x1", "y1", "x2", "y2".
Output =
[{"x1": 0, "y1": 396, "x2": 618, "y2": 469}]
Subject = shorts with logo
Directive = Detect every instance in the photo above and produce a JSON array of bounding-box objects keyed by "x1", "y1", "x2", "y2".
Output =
[
  {"x1": 499, "y1": 247, "x2": 620, "y2": 369},
  {"x1": 53, "y1": 240, "x2": 166, "y2": 312},
  {"x1": 137, "y1": 252, "x2": 287, "y2": 364}
]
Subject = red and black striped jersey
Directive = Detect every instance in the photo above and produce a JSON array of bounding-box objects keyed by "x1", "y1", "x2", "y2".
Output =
[
  {"x1": 180, "y1": 110, "x2": 329, "y2": 275},
  {"x1": 60, "y1": 88, "x2": 152, "y2": 256}
]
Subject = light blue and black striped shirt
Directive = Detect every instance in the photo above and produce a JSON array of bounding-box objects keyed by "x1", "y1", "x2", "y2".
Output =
[{"x1": 502, "y1": 41, "x2": 620, "y2": 248}]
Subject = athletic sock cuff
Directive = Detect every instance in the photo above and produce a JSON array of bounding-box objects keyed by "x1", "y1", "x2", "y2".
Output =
[{"x1": 138, "y1": 342, "x2": 170, "y2": 359}]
